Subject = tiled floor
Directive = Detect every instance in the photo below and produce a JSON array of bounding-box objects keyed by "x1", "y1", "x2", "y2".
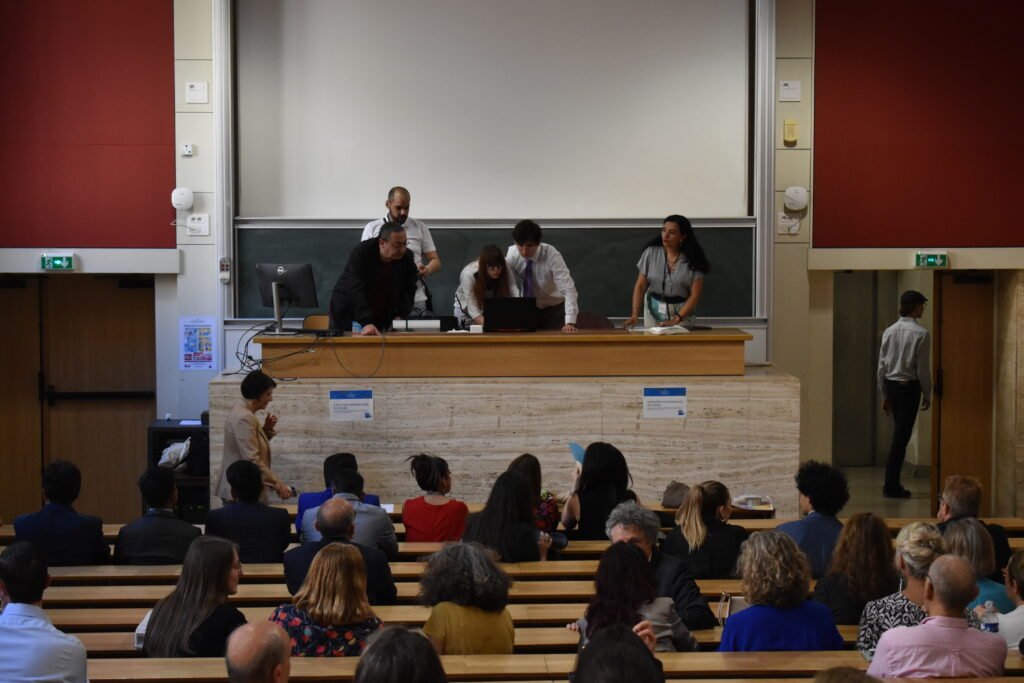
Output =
[{"x1": 840, "y1": 466, "x2": 933, "y2": 519}]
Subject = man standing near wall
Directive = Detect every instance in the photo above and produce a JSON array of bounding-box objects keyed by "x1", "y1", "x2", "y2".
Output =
[
  {"x1": 361, "y1": 186, "x2": 441, "y2": 314},
  {"x1": 877, "y1": 290, "x2": 932, "y2": 499}
]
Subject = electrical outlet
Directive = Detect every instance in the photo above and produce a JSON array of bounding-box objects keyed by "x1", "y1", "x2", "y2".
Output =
[
  {"x1": 180, "y1": 143, "x2": 194, "y2": 157},
  {"x1": 186, "y1": 213, "x2": 210, "y2": 236}
]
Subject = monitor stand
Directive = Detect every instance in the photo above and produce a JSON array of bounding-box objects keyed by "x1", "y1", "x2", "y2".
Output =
[{"x1": 262, "y1": 281, "x2": 301, "y2": 335}]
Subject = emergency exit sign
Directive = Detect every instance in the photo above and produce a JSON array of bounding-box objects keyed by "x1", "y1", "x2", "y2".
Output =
[
  {"x1": 915, "y1": 250, "x2": 949, "y2": 268},
  {"x1": 40, "y1": 253, "x2": 75, "y2": 271}
]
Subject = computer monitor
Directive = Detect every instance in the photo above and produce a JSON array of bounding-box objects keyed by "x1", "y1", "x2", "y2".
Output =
[{"x1": 256, "y1": 263, "x2": 318, "y2": 334}]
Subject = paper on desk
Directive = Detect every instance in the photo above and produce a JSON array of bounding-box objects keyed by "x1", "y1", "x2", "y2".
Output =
[
  {"x1": 626, "y1": 325, "x2": 690, "y2": 335},
  {"x1": 382, "y1": 503, "x2": 395, "y2": 513}
]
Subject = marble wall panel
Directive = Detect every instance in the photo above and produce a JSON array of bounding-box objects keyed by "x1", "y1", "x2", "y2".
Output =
[{"x1": 210, "y1": 372, "x2": 800, "y2": 517}]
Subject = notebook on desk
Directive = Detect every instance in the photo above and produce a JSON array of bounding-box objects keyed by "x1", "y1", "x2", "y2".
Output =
[{"x1": 483, "y1": 297, "x2": 538, "y2": 332}]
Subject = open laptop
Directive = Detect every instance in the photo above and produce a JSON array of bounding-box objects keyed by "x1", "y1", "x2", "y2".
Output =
[{"x1": 483, "y1": 297, "x2": 538, "y2": 332}]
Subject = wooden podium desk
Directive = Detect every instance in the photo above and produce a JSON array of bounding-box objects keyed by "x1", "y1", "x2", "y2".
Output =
[{"x1": 257, "y1": 328, "x2": 752, "y2": 378}]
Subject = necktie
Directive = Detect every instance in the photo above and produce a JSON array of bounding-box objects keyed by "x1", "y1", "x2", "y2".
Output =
[{"x1": 523, "y1": 260, "x2": 534, "y2": 298}]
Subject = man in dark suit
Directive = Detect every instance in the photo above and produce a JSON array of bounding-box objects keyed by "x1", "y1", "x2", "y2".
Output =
[
  {"x1": 283, "y1": 497, "x2": 396, "y2": 604},
  {"x1": 328, "y1": 222, "x2": 419, "y2": 334},
  {"x1": 14, "y1": 460, "x2": 109, "y2": 566},
  {"x1": 606, "y1": 501, "x2": 717, "y2": 630},
  {"x1": 114, "y1": 467, "x2": 200, "y2": 565},
  {"x1": 206, "y1": 460, "x2": 292, "y2": 564}
]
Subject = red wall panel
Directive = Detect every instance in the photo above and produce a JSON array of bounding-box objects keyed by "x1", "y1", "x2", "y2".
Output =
[
  {"x1": 813, "y1": 1, "x2": 1024, "y2": 248},
  {"x1": 0, "y1": 0, "x2": 174, "y2": 248}
]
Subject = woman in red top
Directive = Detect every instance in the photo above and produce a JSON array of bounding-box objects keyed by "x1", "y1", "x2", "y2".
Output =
[{"x1": 402, "y1": 454, "x2": 469, "y2": 542}]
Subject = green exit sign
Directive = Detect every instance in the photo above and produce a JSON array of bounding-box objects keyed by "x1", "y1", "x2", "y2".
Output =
[
  {"x1": 915, "y1": 251, "x2": 949, "y2": 268},
  {"x1": 40, "y1": 253, "x2": 75, "y2": 271}
]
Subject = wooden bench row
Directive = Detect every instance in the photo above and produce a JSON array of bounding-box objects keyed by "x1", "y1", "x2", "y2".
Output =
[
  {"x1": 78, "y1": 652, "x2": 1024, "y2": 681},
  {"x1": 41, "y1": 577, "x2": 767, "y2": 608}
]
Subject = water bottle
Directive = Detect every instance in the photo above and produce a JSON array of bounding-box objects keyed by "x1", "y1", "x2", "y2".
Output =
[
  {"x1": 981, "y1": 600, "x2": 999, "y2": 633},
  {"x1": 351, "y1": 321, "x2": 363, "y2": 334}
]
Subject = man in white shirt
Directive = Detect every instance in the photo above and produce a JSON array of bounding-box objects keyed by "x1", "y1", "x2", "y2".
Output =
[
  {"x1": 877, "y1": 289, "x2": 932, "y2": 498},
  {"x1": 505, "y1": 219, "x2": 579, "y2": 332},
  {"x1": 0, "y1": 542, "x2": 87, "y2": 683},
  {"x1": 360, "y1": 186, "x2": 441, "y2": 312}
]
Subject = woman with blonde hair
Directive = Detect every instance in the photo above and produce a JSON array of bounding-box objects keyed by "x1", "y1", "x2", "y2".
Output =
[
  {"x1": 144, "y1": 536, "x2": 246, "y2": 657},
  {"x1": 857, "y1": 521, "x2": 981, "y2": 658},
  {"x1": 718, "y1": 530, "x2": 842, "y2": 651},
  {"x1": 270, "y1": 543, "x2": 383, "y2": 656},
  {"x1": 813, "y1": 513, "x2": 899, "y2": 624},
  {"x1": 943, "y1": 517, "x2": 1014, "y2": 613},
  {"x1": 661, "y1": 481, "x2": 747, "y2": 579}
]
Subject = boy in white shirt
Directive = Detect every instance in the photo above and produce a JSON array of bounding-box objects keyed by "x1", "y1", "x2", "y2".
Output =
[{"x1": 505, "y1": 219, "x2": 579, "y2": 332}]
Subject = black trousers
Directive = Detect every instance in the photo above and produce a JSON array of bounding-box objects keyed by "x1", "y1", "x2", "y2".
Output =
[
  {"x1": 537, "y1": 301, "x2": 567, "y2": 330},
  {"x1": 884, "y1": 379, "x2": 921, "y2": 491}
]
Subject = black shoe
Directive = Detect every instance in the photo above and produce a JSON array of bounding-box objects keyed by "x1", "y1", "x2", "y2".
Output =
[{"x1": 883, "y1": 487, "x2": 912, "y2": 499}]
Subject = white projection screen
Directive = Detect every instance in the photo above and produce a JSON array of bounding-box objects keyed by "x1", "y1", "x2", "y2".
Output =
[{"x1": 235, "y1": 0, "x2": 750, "y2": 219}]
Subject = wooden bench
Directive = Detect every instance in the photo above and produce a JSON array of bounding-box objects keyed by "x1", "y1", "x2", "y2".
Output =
[
  {"x1": 78, "y1": 652, "x2": 1024, "y2": 681},
  {"x1": 41, "y1": 578, "x2": 765, "y2": 607}
]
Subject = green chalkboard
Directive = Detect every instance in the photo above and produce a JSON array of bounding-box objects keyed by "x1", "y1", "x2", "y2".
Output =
[{"x1": 236, "y1": 227, "x2": 754, "y2": 319}]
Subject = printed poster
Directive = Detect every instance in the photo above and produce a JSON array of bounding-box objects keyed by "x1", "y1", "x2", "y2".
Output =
[
  {"x1": 180, "y1": 317, "x2": 217, "y2": 371},
  {"x1": 642, "y1": 387, "x2": 687, "y2": 419}
]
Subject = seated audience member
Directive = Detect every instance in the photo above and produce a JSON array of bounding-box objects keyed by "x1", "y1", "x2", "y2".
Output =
[
  {"x1": 943, "y1": 517, "x2": 1015, "y2": 613},
  {"x1": 776, "y1": 460, "x2": 850, "y2": 578},
  {"x1": 606, "y1": 501, "x2": 717, "y2": 630},
  {"x1": 402, "y1": 454, "x2": 469, "y2": 542},
  {"x1": 225, "y1": 621, "x2": 291, "y2": 683},
  {"x1": 813, "y1": 512, "x2": 899, "y2": 625},
  {"x1": 857, "y1": 522, "x2": 981, "y2": 658},
  {"x1": 507, "y1": 453, "x2": 561, "y2": 533},
  {"x1": 14, "y1": 460, "x2": 109, "y2": 566},
  {"x1": 271, "y1": 543, "x2": 383, "y2": 656},
  {"x1": 283, "y1": 497, "x2": 396, "y2": 603},
  {"x1": 571, "y1": 542, "x2": 696, "y2": 652},
  {"x1": 301, "y1": 469, "x2": 398, "y2": 559},
  {"x1": 463, "y1": 471, "x2": 552, "y2": 562},
  {"x1": 572, "y1": 624, "x2": 666, "y2": 683},
  {"x1": 0, "y1": 542, "x2": 87, "y2": 683},
  {"x1": 144, "y1": 536, "x2": 246, "y2": 657},
  {"x1": 990, "y1": 550, "x2": 1024, "y2": 649},
  {"x1": 868, "y1": 555, "x2": 1006, "y2": 678},
  {"x1": 937, "y1": 475, "x2": 1011, "y2": 582},
  {"x1": 661, "y1": 480, "x2": 748, "y2": 579},
  {"x1": 353, "y1": 626, "x2": 447, "y2": 683},
  {"x1": 719, "y1": 530, "x2": 843, "y2": 651},
  {"x1": 115, "y1": 466, "x2": 201, "y2": 565},
  {"x1": 296, "y1": 453, "x2": 380, "y2": 535},
  {"x1": 206, "y1": 460, "x2": 292, "y2": 563},
  {"x1": 420, "y1": 542, "x2": 514, "y2": 654},
  {"x1": 563, "y1": 442, "x2": 638, "y2": 539}
]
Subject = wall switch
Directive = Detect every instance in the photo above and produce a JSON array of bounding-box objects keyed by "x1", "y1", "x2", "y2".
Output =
[
  {"x1": 180, "y1": 143, "x2": 194, "y2": 157},
  {"x1": 186, "y1": 213, "x2": 210, "y2": 236},
  {"x1": 184, "y1": 81, "x2": 209, "y2": 104}
]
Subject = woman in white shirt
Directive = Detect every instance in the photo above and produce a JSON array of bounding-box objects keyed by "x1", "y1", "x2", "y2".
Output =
[
  {"x1": 624, "y1": 214, "x2": 710, "y2": 330},
  {"x1": 453, "y1": 244, "x2": 519, "y2": 327},
  {"x1": 993, "y1": 550, "x2": 1024, "y2": 649}
]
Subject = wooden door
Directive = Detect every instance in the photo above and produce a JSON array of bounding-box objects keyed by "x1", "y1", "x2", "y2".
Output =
[
  {"x1": 41, "y1": 276, "x2": 156, "y2": 522},
  {"x1": 0, "y1": 277, "x2": 43, "y2": 522},
  {"x1": 932, "y1": 272, "x2": 994, "y2": 515}
]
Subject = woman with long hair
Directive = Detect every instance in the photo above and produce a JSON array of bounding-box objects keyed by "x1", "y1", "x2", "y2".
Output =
[
  {"x1": 719, "y1": 531, "x2": 843, "y2": 651},
  {"x1": 453, "y1": 243, "x2": 519, "y2": 327},
  {"x1": 402, "y1": 454, "x2": 469, "y2": 542},
  {"x1": 662, "y1": 480, "x2": 748, "y2": 579},
  {"x1": 623, "y1": 214, "x2": 710, "y2": 329},
  {"x1": 270, "y1": 543, "x2": 383, "y2": 656},
  {"x1": 812, "y1": 512, "x2": 899, "y2": 624},
  {"x1": 506, "y1": 453, "x2": 560, "y2": 533},
  {"x1": 856, "y1": 521, "x2": 981, "y2": 658},
  {"x1": 144, "y1": 536, "x2": 246, "y2": 657},
  {"x1": 562, "y1": 442, "x2": 636, "y2": 540},
  {"x1": 419, "y1": 542, "x2": 514, "y2": 654},
  {"x1": 463, "y1": 471, "x2": 551, "y2": 562},
  {"x1": 570, "y1": 542, "x2": 696, "y2": 652}
]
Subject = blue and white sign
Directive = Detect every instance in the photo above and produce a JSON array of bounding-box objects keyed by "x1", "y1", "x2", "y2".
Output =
[
  {"x1": 329, "y1": 389, "x2": 373, "y2": 422},
  {"x1": 642, "y1": 387, "x2": 687, "y2": 419}
]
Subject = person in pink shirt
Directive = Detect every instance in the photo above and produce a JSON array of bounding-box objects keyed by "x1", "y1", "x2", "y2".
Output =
[{"x1": 868, "y1": 555, "x2": 1005, "y2": 678}]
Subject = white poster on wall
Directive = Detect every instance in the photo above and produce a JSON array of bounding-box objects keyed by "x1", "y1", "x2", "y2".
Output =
[
  {"x1": 329, "y1": 390, "x2": 374, "y2": 422},
  {"x1": 642, "y1": 387, "x2": 687, "y2": 419},
  {"x1": 179, "y1": 317, "x2": 217, "y2": 371}
]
